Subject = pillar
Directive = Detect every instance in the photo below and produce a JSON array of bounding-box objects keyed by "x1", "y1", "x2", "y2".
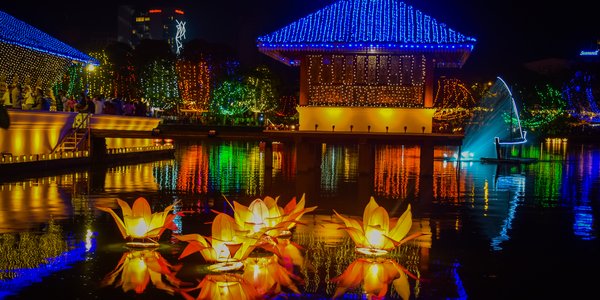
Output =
[
  {"x1": 358, "y1": 142, "x2": 375, "y2": 175},
  {"x1": 90, "y1": 136, "x2": 106, "y2": 164},
  {"x1": 419, "y1": 141, "x2": 434, "y2": 177}
]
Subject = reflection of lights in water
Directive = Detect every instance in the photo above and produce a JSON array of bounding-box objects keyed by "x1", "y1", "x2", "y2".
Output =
[
  {"x1": 490, "y1": 175, "x2": 525, "y2": 251},
  {"x1": 85, "y1": 229, "x2": 95, "y2": 252},
  {"x1": 374, "y1": 145, "x2": 420, "y2": 199},
  {"x1": 0, "y1": 220, "x2": 93, "y2": 297},
  {"x1": 573, "y1": 206, "x2": 595, "y2": 240},
  {"x1": 451, "y1": 262, "x2": 468, "y2": 299}
]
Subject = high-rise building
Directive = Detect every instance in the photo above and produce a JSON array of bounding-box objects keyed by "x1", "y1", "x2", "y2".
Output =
[{"x1": 117, "y1": 5, "x2": 187, "y2": 54}]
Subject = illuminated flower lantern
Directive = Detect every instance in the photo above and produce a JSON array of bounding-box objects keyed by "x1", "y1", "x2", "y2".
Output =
[
  {"x1": 331, "y1": 257, "x2": 412, "y2": 300},
  {"x1": 242, "y1": 254, "x2": 303, "y2": 297},
  {"x1": 177, "y1": 213, "x2": 257, "y2": 272},
  {"x1": 96, "y1": 197, "x2": 179, "y2": 248},
  {"x1": 334, "y1": 197, "x2": 422, "y2": 256},
  {"x1": 101, "y1": 249, "x2": 182, "y2": 295},
  {"x1": 230, "y1": 194, "x2": 317, "y2": 238}
]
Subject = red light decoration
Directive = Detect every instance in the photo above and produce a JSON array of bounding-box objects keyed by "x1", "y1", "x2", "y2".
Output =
[
  {"x1": 174, "y1": 9, "x2": 184, "y2": 15},
  {"x1": 149, "y1": 9, "x2": 162, "y2": 13}
]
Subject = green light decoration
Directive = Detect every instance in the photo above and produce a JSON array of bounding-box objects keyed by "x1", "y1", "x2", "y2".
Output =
[
  {"x1": 520, "y1": 84, "x2": 567, "y2": 131},
  {"x1": 210, "y1": 80, "x2": 250, "y2": 118},
  {"x1": 139, "y1": 59, "x2": 181, "y2": 110},
  {"x1": 52, "y1": 64, "x2": 84, "y2": 99},
  {"x1": 86, "y1": 51, "x2": 114, "y2": 98},
  {"x1": 245, "y1": 66, "x2": 278, "y2": 114}
]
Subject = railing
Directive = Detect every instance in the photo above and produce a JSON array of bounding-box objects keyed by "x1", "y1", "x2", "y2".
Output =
[
  {"x1": 0, "y1": 151, "x2": 89, "y2": 164},
  {"x1": 51, "y1": 113, "x2": 91, "y2": 154}
]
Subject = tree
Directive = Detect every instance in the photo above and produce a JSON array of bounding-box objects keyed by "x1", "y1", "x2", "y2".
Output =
[
  {"x1": 245, "y1": 66, "x2": 278, "y2": 121},
  {"x1": 210, "y1": 80, "x2": 249, "y2": 123}
]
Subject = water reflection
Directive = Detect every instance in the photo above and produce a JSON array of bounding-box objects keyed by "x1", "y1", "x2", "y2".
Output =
[
  {"x1": 1, "y1": 140, "x2": 600, "y2": 298},
  {"x1": 0, "y1": 220, "x2": 93, "y2": 297},
  {"x1": 101, "y1": 249, "x2": 182, "y2": 295},
  {"x1": 331, "y1": 257, "x2": 411, "y2": 299},
  {"x1": 0, "y1": 178, "x2": 70, "y2": 233}
]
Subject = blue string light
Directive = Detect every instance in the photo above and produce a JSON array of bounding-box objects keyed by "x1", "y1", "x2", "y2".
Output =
[
  {"x1": 257, "y1": 0, "x2": 476, "y2": 66},
  {"x1": 0, "y1": 10, "x2": 99, "y2": 65}
]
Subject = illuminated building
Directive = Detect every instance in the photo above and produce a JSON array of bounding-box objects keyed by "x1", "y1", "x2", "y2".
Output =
[
  {"x1": 257, "y1": 0, "x2": 476, "y2": 133},
  {"x1": 118, "y1": 6, "x2": 187, "y2": 54}
]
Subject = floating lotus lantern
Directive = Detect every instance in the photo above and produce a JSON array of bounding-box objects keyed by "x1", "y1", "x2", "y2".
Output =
[
  {"x1": 230, "y1": 194, "x2": 317, "y2": 238},
  {"x1": 96, "y1": 197, "x2": 179, "y2": 248},
  {"x1": 334, "y1": 197, "x2": 423, "y2": 256},
  {"x1": 242, "y1": 253, "x2": 303, "y2": 297},
  {"x1": 331, "y1": 257, "x2": 412, "y2": 300},
  {"x1": 101, "y1": 249, "x2": 182, "y2": 295},
  {"x1": 176, "y1": 213, "x2": 257, "y2": 272}
]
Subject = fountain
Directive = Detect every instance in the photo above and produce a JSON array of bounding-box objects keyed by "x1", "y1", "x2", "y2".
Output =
[{"x1": 461, "y1": 77, "x2": 536, "y2": 163}]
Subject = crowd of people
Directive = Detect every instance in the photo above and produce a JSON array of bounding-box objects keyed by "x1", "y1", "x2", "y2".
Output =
[
  {"x1": 58, "y1": 91, "x2": 149, "y2": 116},
  {"x1": 1, "y1": 75, "x2": 149, "y2": 117}
]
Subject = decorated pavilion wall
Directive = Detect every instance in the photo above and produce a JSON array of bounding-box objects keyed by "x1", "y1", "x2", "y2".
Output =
[
  {"x1": 0, "y1": 43, "x2": 72, "y2": 90},
  {"x1": 305, "y1": 53, "x2": 426, "y2": 107}
]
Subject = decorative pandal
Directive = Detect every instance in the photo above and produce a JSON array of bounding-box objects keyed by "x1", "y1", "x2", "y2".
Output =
[{"x1": 96, "y1": 197, "x2": 179, "y2": 248}]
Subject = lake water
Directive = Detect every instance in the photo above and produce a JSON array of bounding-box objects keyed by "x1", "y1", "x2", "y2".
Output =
[{"x1": 0, "y1": 138, "x2": 598, "y2": 299}]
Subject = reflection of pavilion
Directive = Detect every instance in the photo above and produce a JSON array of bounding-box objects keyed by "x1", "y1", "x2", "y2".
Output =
[{"x1": 258, "y1": 0, "x2": 476, "y2": 134}]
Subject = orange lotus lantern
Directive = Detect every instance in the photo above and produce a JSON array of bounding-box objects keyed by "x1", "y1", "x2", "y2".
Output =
[
  {"x1": 176, "y1": 213, "x2": 257, "y2": 272},
  {"x1": 334, "y1": 197, "x2": 423, "y2": 256},
  {"x1": 101, "y1": 249, "x2": 182, "y2": 295},
  {"x1": 242, "y1": 254, "x2": 303, "y2": 297},
  {"x1": 96, "y1": 197, "x2": 179, "y2": 248},
  {"x1": 230, "y1": 193, "x2": 317, "y2": 238},
  {"x1": 331, "y1": 257, "x2": 412, "y2": 300}
]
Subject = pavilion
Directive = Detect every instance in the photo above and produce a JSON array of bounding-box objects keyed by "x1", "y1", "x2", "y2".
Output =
[
  {"x1": 257, "y1": 0, "x2": 476, "y2": 133},
  {"x1": 0, "y1": 10, "x2": 98, "y2": 90}
]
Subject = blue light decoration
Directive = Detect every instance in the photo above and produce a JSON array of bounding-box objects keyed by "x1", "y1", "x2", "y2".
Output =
[
  {"x1": 563, "y1": 71, "x2": 600, "y2": 123},
  {"x1": 0, "y1": 10, "x2": 99, "y2": 65},
  {"x1": 0, "y1": 238, "x2": 95, "y2": 298},
  {"x1": 257, "y1": 0, "x2": 476, "y2": 67}
]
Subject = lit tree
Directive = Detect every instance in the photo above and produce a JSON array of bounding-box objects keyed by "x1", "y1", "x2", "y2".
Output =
[
  {"x1": 210, "y1": 80, "x2": 249, "y2": 123},
  {"x1": 521, "y1": 83, "x2": 568, "y2": 132},
  {"x1": 106, "y1": 42, "x2": 137, "y2": 100},
  {"x1": 176, "y1": 59, "x2": 210, "y2": 111},
  {"x1": 139, "y1": 59, "x2": 181, "y2": 110},
  {"x1": 87, "y1": 50, "x2": 114, "y2": 97},
  {"x1": 245, "y1": 66, "x2": 278, "y2": 123}
]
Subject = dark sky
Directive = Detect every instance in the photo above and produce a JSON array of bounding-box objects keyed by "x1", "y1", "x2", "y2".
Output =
[{"x1": 2, "y1": 0, "x2": 598, "y2": 81}]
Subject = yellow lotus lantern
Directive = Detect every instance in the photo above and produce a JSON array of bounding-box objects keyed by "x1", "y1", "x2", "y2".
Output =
[
  {"x1": 331, "y1": 258, "x2": 412, "y2": 300},
  {"x1": 242, "y1": 254, "x2": 303, "y2": 297},
  {"x1": 176, "y1": 213, "x2": 257, "y2": 272},
  {"x1": 181, "y1": 273, "x2": 259, "y2": 300},
  {"x1": 96, "y1": 197, "x2": 179, "y2": 248},
  {"x1": 230, "y1": 194, "x2": 317, "y2": 238},
  {"x1": 334, "y1": 197, "x2": 423, "y2": 256},
  {"x1": 101, "y1": 249, "x2": 182, "y2": 295}
]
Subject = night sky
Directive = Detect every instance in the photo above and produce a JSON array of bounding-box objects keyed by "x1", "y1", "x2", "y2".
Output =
[{"x1": 2, "y1": 0, "x2": 598, "y2": 81}]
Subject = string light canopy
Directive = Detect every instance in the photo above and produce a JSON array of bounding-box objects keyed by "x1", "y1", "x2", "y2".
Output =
[
  {"x1": 257, "y1": 0, "x2": 476, "y2": 68},
  {"x1": 0, "y1": 10, "x2": 99, "y2": 89}
]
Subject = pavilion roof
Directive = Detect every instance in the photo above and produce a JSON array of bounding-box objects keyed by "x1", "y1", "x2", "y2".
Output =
[
  {"x1": 257, "y1": 0, "x2": 476, "y2": 68},
  {"x1": 0, "y1": 10, "x2": 99, "y2": 65}
]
